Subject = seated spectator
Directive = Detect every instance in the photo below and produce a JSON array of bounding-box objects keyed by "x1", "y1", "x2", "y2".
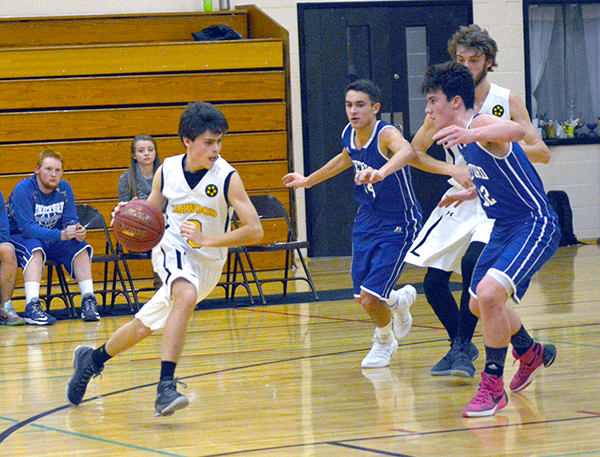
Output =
[
  {"x1": 0, "y1": 192, "x2": 24, "y2": 326},
  {"x1": 7, "y1": 150, "x2": 100, "y2": 325},
  {"x1": 118, "y1": 135, "x2": 161, "y2": 202},
  {"x1": 118, "y1": 134, "x2": 163, "y2": 289}
]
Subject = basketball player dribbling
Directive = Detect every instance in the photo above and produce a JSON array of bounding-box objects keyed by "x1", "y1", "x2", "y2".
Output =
[{"x1": 66, "y1": 102, "x2": 263, "y2": 417}]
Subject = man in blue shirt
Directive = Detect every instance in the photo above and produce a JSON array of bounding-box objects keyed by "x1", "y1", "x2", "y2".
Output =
[{"x1": 7, "y1": 150, "x2": 100, "y2": 325}]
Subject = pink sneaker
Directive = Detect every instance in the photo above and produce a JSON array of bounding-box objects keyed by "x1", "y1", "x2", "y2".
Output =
[
  {"x1": 462, "y1": 372, "x2": 508, "y2": 418},
  {"x1": 510, "y1": 343, "x2": 556, "y2": 393}
]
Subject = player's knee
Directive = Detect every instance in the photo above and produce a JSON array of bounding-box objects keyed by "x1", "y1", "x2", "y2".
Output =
[
  {"x1": 0, "y1": 242, "x2": 16, "y2": 263},
  {"x1": 132, "y1": 318, "x2": 153, "y2": 339},
  {"x1": 358, "y1": 292, "x2": 382, "y2": 313}
]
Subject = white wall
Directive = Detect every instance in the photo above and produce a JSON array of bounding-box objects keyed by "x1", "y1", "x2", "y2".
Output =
[{"x1": 3, "y1": 0, "x2": 599, "y2": 241}]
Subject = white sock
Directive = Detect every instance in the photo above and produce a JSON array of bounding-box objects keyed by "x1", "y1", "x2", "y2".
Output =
[
  {"x1": 78, "y1": 279, "x2": 94, "y2": 297},
  {"x1": 25, "y1": 282, "x2": 41, "y2": 303},
  {"x1": 3, "y1": 299, "x2": 12, "y2": 309},
  {"x1": 376, "y1": 322, "x2": 393, "y2": 339}
]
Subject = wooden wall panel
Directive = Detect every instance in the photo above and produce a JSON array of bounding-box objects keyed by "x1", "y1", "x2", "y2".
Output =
[
  {"x1": 1, "y1": 9, "x2": 294, "y2": 286},
  {"x1": 0, "y1": 103, "x2": 286, "y2": 143},
  {"x1": 0, "y1": 162, "x2": 287, "y2": 201},
  {"x1": 0, "y1": 12, "x2": 249, "y2": 46},
  {"x1": 0, "y1": 40, "x2": 283, "y2": 79},
  {"x1": 0, "y1": 72, "x2": 285, "y2": 110},
  {"x1": 0, "y1": 132, "x2": 287, "y2": 174}
]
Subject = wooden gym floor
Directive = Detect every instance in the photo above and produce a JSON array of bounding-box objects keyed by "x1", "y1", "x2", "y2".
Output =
[{"x1": 1, "y1": 243, "x2": 599, "y2": 456}]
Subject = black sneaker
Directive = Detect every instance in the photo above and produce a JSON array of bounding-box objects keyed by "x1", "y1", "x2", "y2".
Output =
[
  {"x1": 154, "y1": 379, "x2": 189, "y2": 417},
  {"x1": 81, "y1": 294, "x2": 100, "y2": 322},
  {"x1": 24, "y1": 298, "x2": 57, "y2": 326},
  {"x1": 65, "y1": 346, "x2": 104, "y2": 405}
]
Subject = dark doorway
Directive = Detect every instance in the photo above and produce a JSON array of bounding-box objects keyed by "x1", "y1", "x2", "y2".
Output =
[{"x1": 298, "y1": 1, "x2": 472, "y2": 256}]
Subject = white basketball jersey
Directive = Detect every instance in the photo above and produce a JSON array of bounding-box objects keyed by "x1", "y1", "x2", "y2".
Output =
[
  {"x1": 446, "y1": 83, "x2": 511, "y2": 187},
  {"x1": 157, "y1": 154, "x2": 235, "y2": 267}
]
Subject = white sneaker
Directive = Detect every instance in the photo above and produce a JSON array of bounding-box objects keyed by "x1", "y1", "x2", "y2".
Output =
[
  {"x1": 361, "y1": 332, "x2": 398, "y2": 368},
  {"x1": 390, "y1": 285, "x2": 417, "y2": 340}
]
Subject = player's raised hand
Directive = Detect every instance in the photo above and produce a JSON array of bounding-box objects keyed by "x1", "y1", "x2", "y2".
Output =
[
  {"x1": 438, "y1": 186, "x2": 477, "y2": 208},
  {"x1": 432, "y1": 125, "x2": 474, "y2": 150},
  {"x1": 110, "y1": 198, "x2": 137, "y2": 226}
]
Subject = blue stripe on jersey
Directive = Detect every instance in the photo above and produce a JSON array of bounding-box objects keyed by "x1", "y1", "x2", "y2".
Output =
[
  {"x1": 342, "y1": 120, "x2": 421, "y2": 220},
  {"x1": 459, "y1": 140, "x2": 556, "y2": 223}
]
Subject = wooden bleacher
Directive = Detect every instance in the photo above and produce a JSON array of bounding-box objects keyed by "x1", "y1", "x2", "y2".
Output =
[{"x1": 0, "y1": 6, "x2": 293, "y2": 298}]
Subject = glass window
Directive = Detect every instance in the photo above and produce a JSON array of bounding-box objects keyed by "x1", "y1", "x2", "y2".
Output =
[{"x1": 525, "y1": 1, "x2": 600, "y2": 142}]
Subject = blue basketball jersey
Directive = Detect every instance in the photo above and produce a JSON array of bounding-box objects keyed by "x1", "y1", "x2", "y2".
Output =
[
  {"x1": 342, "y1": 120, "x2": 421, "y2": 220},
  {"x1": 458, "y1": 122, "x2": 556, "y2": 225}
]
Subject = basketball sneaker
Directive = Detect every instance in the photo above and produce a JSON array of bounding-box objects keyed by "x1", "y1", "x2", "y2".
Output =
[
  {"x1": 361, "y1": 332, "x2": 398, "y2": 368},
  {"x1": 462, "y1": 372, "x2": 508, "y2": 418},
  {"x1": 24, "y1": 298, "x2": 57, "y2": 326},
  {"x1": 154, "y1": 379, "x2": 190, "y2": 417},
  {"x1": 66, "y1": 346, "x2": 104, "y2": 405},
  {"x1": 0, "y1": 302, "x2": 25, "y2": 326},
  {"x1": 509, "y1": 342, "x2": 556, "y2": 393},
  {"x1": 451, "y1": 338, "x2": 480, "y2": 378},
  {"x1": 81, "y1": 294, "x2": 101, "y2": 322},
  {"x1": 390, "y1": 285, "x2": 417, "y2": 340},
  {"x1": 431, "y1": 337, "x2": 479, "y2": 376}
]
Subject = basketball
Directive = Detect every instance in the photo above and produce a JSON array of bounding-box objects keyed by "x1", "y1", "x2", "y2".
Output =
[{"x1": 113, "y1": 200, "x2": 165, "y2": 252}]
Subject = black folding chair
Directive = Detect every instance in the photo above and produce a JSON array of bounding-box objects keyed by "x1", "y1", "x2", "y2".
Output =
[{"x1": 227, "y1": 195, "x2": 319, "y2": 304}]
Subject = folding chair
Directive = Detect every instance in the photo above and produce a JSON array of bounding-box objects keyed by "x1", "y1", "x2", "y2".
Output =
[
  {"x1": 229, "y1": 195, "x2": 319, "y2": 304},
  {"x1": 43, "y1": 260, "x2": 76, "y2": 317},
  {"x1": 216, "y1": 246, "x2": 260, "y2": 305},
  {"x1": 76, "y1": 204, "x2": 138, "y2": 312}
]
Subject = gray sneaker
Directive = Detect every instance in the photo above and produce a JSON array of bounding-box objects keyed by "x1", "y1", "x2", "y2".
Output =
[
  {"x1": 154, "y1": 379, "x2": 189, "y2": 417},
  {"x1": 431, "y1": 337, "x2": 479, "y2": 376},
  {"x1": 451, "y1": 339, "x2": 479, "y2": 378},
  {"x1": 81, "y1": 294, "x2": 100, "y2": 322},
  {"x1": 1, "y1": 302, "x2": 25, "y2": 326},
  {"x1": 66, "y1": 346, "x2": 104, "y2": 405}
]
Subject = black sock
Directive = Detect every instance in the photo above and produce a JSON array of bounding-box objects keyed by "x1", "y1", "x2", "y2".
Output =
[
  {"x1": 160, "y1": 361, "x2": 177, "y2": 381},
  {"x1": 92, "y1": 343, "x2": 112, "y2": 367},
  {"x1": 511, "y1": 325, "x2": 535, "y2": 357},
  {"x1": 484, "y1": 346, "x2": 507, "y2": 377},
  {"x1": 456, "y1": 242, "x2": 484, "y2": 342},
  {"x1": 423, "y1": 268, "x2": 458, "y2": 340}
]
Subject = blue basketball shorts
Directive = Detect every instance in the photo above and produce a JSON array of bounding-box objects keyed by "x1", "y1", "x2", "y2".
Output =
[
  {"x1": 470, "y1": 216, "x2": 560, "y2": 303},
  {"x1": 351, "y1": 209, "x2": 420, "y2": 300},
  {"x1": 10, "y1": 234, "x2": 92, "y2": 280}
]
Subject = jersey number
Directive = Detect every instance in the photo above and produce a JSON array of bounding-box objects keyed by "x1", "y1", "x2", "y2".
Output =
[{"x1": 478, "y1": 185, "x2": 497, "y2": 207}]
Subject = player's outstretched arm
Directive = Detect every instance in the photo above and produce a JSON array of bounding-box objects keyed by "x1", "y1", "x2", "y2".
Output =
[
  {"x1": 433, "y1": 115, "x2": 525, "y2": 155},
  {"x1": 283, "y1": 149, "x2": 352, "y2": 189},
  {"x1": 509, "y1": 92, "x2": 551, "y2": 164}
]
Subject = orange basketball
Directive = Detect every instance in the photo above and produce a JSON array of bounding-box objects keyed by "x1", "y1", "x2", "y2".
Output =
[{"x1": 113, "y1": 200, "x2": 165, "y2": 252}]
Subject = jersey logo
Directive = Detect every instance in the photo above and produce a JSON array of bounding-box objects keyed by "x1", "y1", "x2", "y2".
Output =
[
  {"x1": 492, "y1": 105, "x2": 505, "y2": 117},
  {"x1": 186, "y1": 220, "x2": 203, "y2": 248},
  {"x1": 205, "y1": 184, "x2": 218, "y2": 197}
]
